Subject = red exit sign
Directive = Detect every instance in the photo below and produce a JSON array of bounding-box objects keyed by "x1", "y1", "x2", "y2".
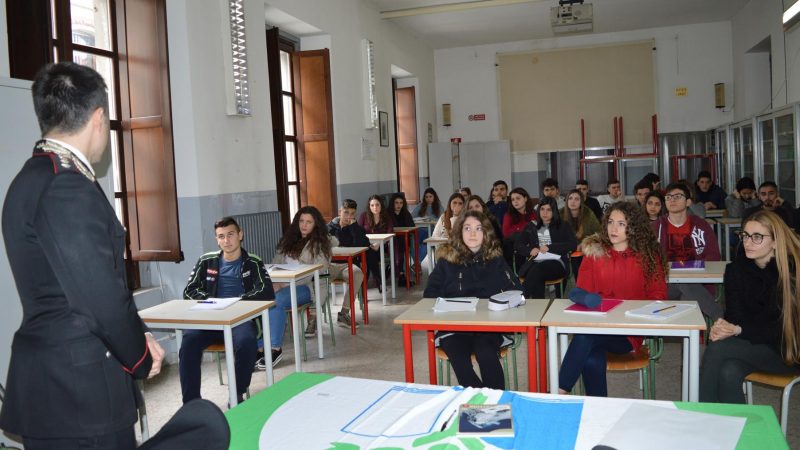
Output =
[{"x1": 468, "y1": 114, "x2": 486, "y2": 121}]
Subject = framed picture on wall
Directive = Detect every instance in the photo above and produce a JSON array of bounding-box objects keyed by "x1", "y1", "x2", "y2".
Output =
[{"x1": 379, "y1": 111, "x2": 389, "y2": 147}]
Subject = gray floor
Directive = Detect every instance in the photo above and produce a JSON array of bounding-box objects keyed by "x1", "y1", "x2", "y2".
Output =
[{"x1": 140, "y1": 281, "x2": 800, "y2": 449}]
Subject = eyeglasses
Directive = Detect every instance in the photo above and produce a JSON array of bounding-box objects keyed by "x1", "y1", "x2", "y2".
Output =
[
  {"x1": 737, "y1": 231, "x2": 772, "y2": 244},
  {"x1": 664, "y1": 194, "x2": 686, "y2": 201}
]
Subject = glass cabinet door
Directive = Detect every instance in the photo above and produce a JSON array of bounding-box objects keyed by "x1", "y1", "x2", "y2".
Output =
[
  {"x1": 733, "y1": 127, "x2": 742, "y2": 181},
  {"x1": 716, "y1": 128, "x2": 728, "y2": 190},
  {"x1": 742, "y1": 124, "x2": 754, "y2": 180},
  {"x1": 760, "y1": 118, "x2": 775, "y2": 187},
  {"x1": 776, "y1": 113, "x2": 796, "y2": 205}
]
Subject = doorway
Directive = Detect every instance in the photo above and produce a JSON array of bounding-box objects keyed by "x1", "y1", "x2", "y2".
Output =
[{"x1": 393, "y1": 84, "x2": 419, "y2": 204}]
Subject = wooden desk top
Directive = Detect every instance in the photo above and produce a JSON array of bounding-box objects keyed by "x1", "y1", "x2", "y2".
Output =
[
  {"x1": 713, "y1": 217, "x2": 742, "y2": 225},
  {"x1": 367, "y1": 233, "x2": 394, "y2": 242},
  {"x1": 332, "y1": 246, "x2": 368, "y2": 257},
  {"x1": 705, "y1": 209, "x2": 727, "y2": 218},
  {"x1": 667, "y1": 260, "x2": 727, "y2": 282},
  {"x1": 268, "y1": 263, "x2": 323, "y2": 280},
  {"x1": 394, "y1": 298, "x2": 550, "y2": 327},
  {"x1": 414, "y1": 219, "x2": 438, "y2": 226},
  {"x1": 541, "y1": 298, "x2": 706, "y2": 330},
  {"x1": 139, "y1": 299, "x2": 274, "y2": 326},
  {"x1": 423, "y1": 237, "x2": 449, "y2": 244},
  {"x1": 394, "y1": 226, "x2": 420, "y2": 232}
]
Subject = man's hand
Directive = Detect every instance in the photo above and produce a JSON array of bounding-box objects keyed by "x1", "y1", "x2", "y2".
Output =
[
  {"x1": 145, "y1": 333, "x2": 165, "y2": 379},
  {"x1": 370, "y1": 243, "x2": 380, "y2": 251},
  {"x1": 703, "y1": 201, "x2": 716, "y2": 210},
  {"x1": 539, "y1": 245, "x2": 549, "y2": 254},
  {"x1": 273, "y1": 282, "x2": 288, "y2": 291},
  {"x1": 732, "y1": 189, "x2": 741, "y2": 199},
  {"x1": 529, "y1": 247, "x2": 540, "y2": 258},
  {"x1": 775, "y1": 196, "x2": 785, "y2": 207},
  {"x1": 709, "y1": 318, "x2": 740, "y2": 342}
]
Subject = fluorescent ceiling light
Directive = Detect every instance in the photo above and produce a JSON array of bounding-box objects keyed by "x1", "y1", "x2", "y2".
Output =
[{"x1": 784, "y1": 0, "x2": 800, "y2": 31}]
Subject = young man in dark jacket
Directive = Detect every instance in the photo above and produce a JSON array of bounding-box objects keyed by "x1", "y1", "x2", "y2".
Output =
[
  {"x1": 181, "y1": 217, "x2": 274, "y2": 404},
  {"x1": 651, "y1": 183, "x2": 723, "y2": 320},
  {"x1": 742, "y1": 181, "x2": 799, "y2": 233},
  {"x1": 695, "y1": 170, "x2": 727, "y2": 210},
  {"x1": 325, "y1": 199, "x2": 371, "y2": 330}
]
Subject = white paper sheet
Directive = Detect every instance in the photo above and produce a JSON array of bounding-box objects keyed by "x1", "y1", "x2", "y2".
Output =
[
  {"x1": 188, "y1": 297, "x2": 240, "y2": 310},
  {"x1": 432, "y1": 297, "x2": 479, "y2": 312},
  {"x1": 625, "y1": 301, "x2": 697, "y2": 320},
  {"x1": 534, "y1": 251, "x2": 561, "y2": 262},
  {"x1": 267, "y1": 263, "x2": 305, "y2": 271}
]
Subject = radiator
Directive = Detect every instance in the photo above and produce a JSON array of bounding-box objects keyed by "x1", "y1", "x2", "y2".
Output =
[{"x1": 233, "y1": 211, "x2": 283, "y2": 263}]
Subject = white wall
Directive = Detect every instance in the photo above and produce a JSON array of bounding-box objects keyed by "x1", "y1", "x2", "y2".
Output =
[
  {"x1": 263, "y1": 0, "x2": 437, "y2": 186},
  {"x1": 731, "y1": 0, "x2": 800, "y2": 120},
  {"x1": 435, "y1": 22, "x2": 735, "y2": 149},
  {"x1": 0, "y1": 0, "x2": 8, "y2": 77}
]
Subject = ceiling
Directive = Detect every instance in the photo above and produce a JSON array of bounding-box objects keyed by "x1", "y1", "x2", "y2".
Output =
[{"x1": 367, "y1": 0, "x2": 749, "y2": 49}]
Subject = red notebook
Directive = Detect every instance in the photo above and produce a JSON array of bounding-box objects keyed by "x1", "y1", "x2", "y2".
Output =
[{"x1": 564, "y1": 299, "x2": 624, "y2": 315}]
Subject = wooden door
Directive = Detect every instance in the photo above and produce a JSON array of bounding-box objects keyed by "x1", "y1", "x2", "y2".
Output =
[
  {"x1": 293, "y1": 49, "x2": 337, "y2": 221},
  {"x1": 394, "y1": 86, "x2": 419, "y2": 203}
]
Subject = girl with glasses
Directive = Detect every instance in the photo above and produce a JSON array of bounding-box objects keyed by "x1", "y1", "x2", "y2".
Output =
[{"x1": 700, "y1": 210, "x2": 800, "y2": 403}]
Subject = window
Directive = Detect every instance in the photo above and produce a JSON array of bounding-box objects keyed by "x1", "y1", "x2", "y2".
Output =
[
  {"x1": 6, "y1": 0, "x2": 181, "y2": 288},
  {"x1": 280, "y1": 44, "x2": 301, "y2": 220}
]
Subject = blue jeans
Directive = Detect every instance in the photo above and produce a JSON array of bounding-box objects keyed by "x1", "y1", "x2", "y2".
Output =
[
  {"x1": 178, "y1": 320, "x2": 257, "y2": 404},
  {"x1": 269, "y1": 285, "x2": 312, "y2": 349},
  {"x1": 558, "y1": 334, "x2": 633, "y2": 397}
]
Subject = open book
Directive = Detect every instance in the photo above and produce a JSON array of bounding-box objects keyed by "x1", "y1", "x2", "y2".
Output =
[
  {"x1": 625, "y1": 301, "x2": 697, "y2": 320},
  {"x1": 432, "y1": 297, "x2": 479, "y2": 312}
]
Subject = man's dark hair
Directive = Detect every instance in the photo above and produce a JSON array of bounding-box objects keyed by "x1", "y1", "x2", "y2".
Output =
[
  {"x1": 576, "y1": 179, "x2": 589, "y2": 186},
  {"x1": 607, "y1": 178, "x2": 620, "y2": 187},
  {"x1": 759, "y1": 181, "x2": 778, "y2": 191},
  {"x1": 214, "y1": 216, "x2": 241, "y2": 232},
  {"x1": 735, "y1": 177, "x2": 756, "y2": 192},
  {"x1": 341, "y1": 199, "x2": 358, "y2": 210},
  {"x1": 634, "y1": 180, "x2": 651, "y2": 193},
  {"x1": 492, "y1": 180, "x2": 508, "y2": 188},
  {"x1": 542, "y1": 178, "x2": 559, "y2": 189},
  {"x1": 32, "y1": 62, "x2": 109, "y2": 136},
  {"x1": 641, "y1": 172, "x2": 660, "y2": 184},
  {"x1": 697, "y1": 170, "x2": 712, "y2": 181},
  {"x1": 665, "y1": 182, "x2": 691, "y2": 199}
]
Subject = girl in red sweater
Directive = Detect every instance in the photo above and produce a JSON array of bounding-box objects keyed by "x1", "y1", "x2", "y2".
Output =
[
  {"x1": 559, "y1": 201, "x2": 667, "y2": 396},
  {"x1": 501, "y1": 187, "x2": 536, "y2": 268}
]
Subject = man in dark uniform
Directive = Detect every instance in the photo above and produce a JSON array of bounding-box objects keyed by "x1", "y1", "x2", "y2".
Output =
[{"x1": 0, "y1": 62, "x2": 166, "y2": 449}]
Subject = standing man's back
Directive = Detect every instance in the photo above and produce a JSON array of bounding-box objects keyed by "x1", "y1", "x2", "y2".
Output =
[{"x1": 0, "y1": 62, "x2": 162, "y2": 449}]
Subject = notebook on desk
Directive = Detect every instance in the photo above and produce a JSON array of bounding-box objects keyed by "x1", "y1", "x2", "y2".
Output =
[
  {"x1": 564, "y1": 299, "x2": 623, "y2": 315},
  {"x1": 670, "y1": 260, "x2": 705, "y2": 270}
]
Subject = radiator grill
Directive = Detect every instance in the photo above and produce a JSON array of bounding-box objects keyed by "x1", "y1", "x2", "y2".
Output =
[{"x1": 233, "y1": 211, "x2": 283, "y2": 263}]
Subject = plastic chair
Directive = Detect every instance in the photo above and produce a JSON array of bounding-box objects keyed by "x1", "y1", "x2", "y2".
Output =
[
  {"x1": 744, "y1": 371, "x2": 800, "y2": 435},
  {"x1": 205, "y1": 344, "x2": 251, "y2": 398},
  {"x1": 284, "y1": 302, "x2": 313, "y2": 361},
  {"x1": 544, "y1": 277, "x2": 566, "y2": 299},
  {"x1": 576, "y1": 337, "x2": 662, "y2": 399},
  {"x1": 435, "y1": 340, "x2": 520, "y2": 391}
]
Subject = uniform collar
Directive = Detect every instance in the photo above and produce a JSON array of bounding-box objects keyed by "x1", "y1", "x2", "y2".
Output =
[{"x1": 44, "y1": 138, "x2": 96, "y2": 176}]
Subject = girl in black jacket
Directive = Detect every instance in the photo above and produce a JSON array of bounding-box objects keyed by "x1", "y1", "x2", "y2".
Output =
[
  {"x1": 514, "y1": 196, "x2": 577, "y2": 299},
  {"x1": 423, "y1": 210, "x2": 522, "y2": 389},
  {"x1": 700, "y1": 210, "x2": 800, "y2": 403}
]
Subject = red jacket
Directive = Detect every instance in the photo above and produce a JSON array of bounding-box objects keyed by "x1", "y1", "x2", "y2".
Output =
[
  {"x1": 577, "y1": 236, "x2": 667, "y2": 350},
  {"x1": 502, "y1": 210, "x2": 537, "y2": 237}
]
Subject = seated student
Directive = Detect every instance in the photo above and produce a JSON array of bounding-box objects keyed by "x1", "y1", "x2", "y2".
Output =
[
  {"x1": 325, "y1": 199, "x2": 368, "y2": 331},
  {"x1": 424, "y1": 211, "x2": 522, "y2": 389},
  {"x1": 501, "y1": 187, "x2": 537, "y2": 267},
  {"x1": 576, "y1": 179, "x2": 603, "y2": 220},
  {"x1": 695, "y1": 170, "x2": 727, "y2": 210},
  {"x1": 269, "y1": 206, "x2": 333, "y2": 364},
  {"x1": 640, "y1": 172, "x2": 662, "y2": 193},
  {"x1": 743, "y1": 181, "x2": 799, "y2": 233},
  {"x1": 559, "y1": 202, "x2": 667, "y2": 397},
  {"x1": 486, "y1": 180, "x2": 510, "y2": 226},
  {"x1": 644, "y1": 191, "x2": 666, "y2": 221},
  {"x1": 358, "y1": 195, "x2": 394, "y2": 290},
  {"x1": 390, "y1": 193, "x2": 415, "y2": 285},
  {"x1": 411, "y1": 187, "x2": 442, "y2": 220},
  {"x1": 516, "y1": 197, "x2": 577, "y2": 298},
  {"x1": 432, "y1": 192, "x2": 465, "y2": 238},
  {"x1": 561, "y1": 189, "x2": 602, "y2": 275},
  {"x1": 700, "y1": 210, "x2": 800, "y2": 403},
  {"x1": 595, "y1": 179, "x2": 626, "y2": 214},
  {"x1": 459, "y1": 187, "x2": 472, "y2": 198},
  {"x1": 725, "y1": 176, "x2": 760, "y2": 218},
  {"x1": 466, "y1": 194, "x2": 503, "y2": 241},
  {"x1": 633, "y1": 180, "x2": 651, "y2": 207},
  {"x1": 535, "y1": 178, "x2": 565, "y2": 210},
  {"x1": 651, "y1": 183, "x2": 723, "y2": 320},
  {"x1": 181, "y1": 217, "x2": 275, "y2": 404},
  {"x1": 411, "y1": 187, "x2": 442, "y2": 261}
]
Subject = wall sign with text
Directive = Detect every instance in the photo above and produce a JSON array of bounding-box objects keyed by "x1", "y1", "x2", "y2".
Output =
[{"x1": 468, "y1": 114, "x2": 486, "y2": 121}]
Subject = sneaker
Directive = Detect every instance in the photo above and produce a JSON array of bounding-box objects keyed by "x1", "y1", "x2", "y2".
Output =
[
  {"x1": 254, "y1": 356, "x2": 267, "y2": 371},
  {"x1": 337, "y1": 311, "x2": 360, "y2": 329},
  {"x1": 271, "y1": 348, "x2": 283, "y2": 367},
  {"x1": 304, "y1": 318, "x2": 317, "y2": 338}
]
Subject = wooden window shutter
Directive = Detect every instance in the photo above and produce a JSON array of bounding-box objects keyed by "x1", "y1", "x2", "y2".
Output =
[
  {"x1": 293, "y1": 49, "x2": 337, "y2": 221},
  {"x1": 115, "y1": 0, "x2": 181, "y2": 261},
  {"x1": 6, "y1": 0, "x2": 52, "y2": 81}
]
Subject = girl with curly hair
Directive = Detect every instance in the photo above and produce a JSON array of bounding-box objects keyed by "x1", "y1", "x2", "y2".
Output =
[
  {"x1": 424, "y1": 211, "x2": 522, "y2": 389},
  {"x1": 558, "y1": 201, "x2": 667, "y2": 397},
  {"x1": 270, "y1": 206, "x2": 336, "y2": 365}
]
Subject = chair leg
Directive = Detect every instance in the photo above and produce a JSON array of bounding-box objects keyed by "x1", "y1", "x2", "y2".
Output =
[
  {"x1": 299, "y1": 309, "x2": 308, "y2": 362},
  {"x1": 437, "y1": 358, "x2": 444, "y2": 385},
  {"x1": 780, "y1": 378, "x2": 800, "y2": 436},
  {"x1": 502, "y1": 353, "x2": 510, "y2": 390},
  {"x1": 137, "y1": 380, "x2": 150, "y2": 442},
  {"x1": 323, "y1": 296, "x2": 336, "y2": 347},
  {"x1": 745, "y1": 381, "x2": 753, "y2": 405},
  {"x1": 215, "y1": 352, "x2": 224, "y2": 385},
  {"x1": 511, "y1": 344, "x2": 519, "y2": 391}
]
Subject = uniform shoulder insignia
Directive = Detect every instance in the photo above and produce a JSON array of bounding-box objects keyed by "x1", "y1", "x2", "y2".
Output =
[{"x1": 33, "y1": 140, "x2": 95, "y2": 182}]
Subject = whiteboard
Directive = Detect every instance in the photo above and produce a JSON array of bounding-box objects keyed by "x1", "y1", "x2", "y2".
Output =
[
  {"x1": 0, "y1": 77, "x2": 39, "y2": 386},
  {"x1": 428, "y1": 140, "x2": 512, "y2": 202}
]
